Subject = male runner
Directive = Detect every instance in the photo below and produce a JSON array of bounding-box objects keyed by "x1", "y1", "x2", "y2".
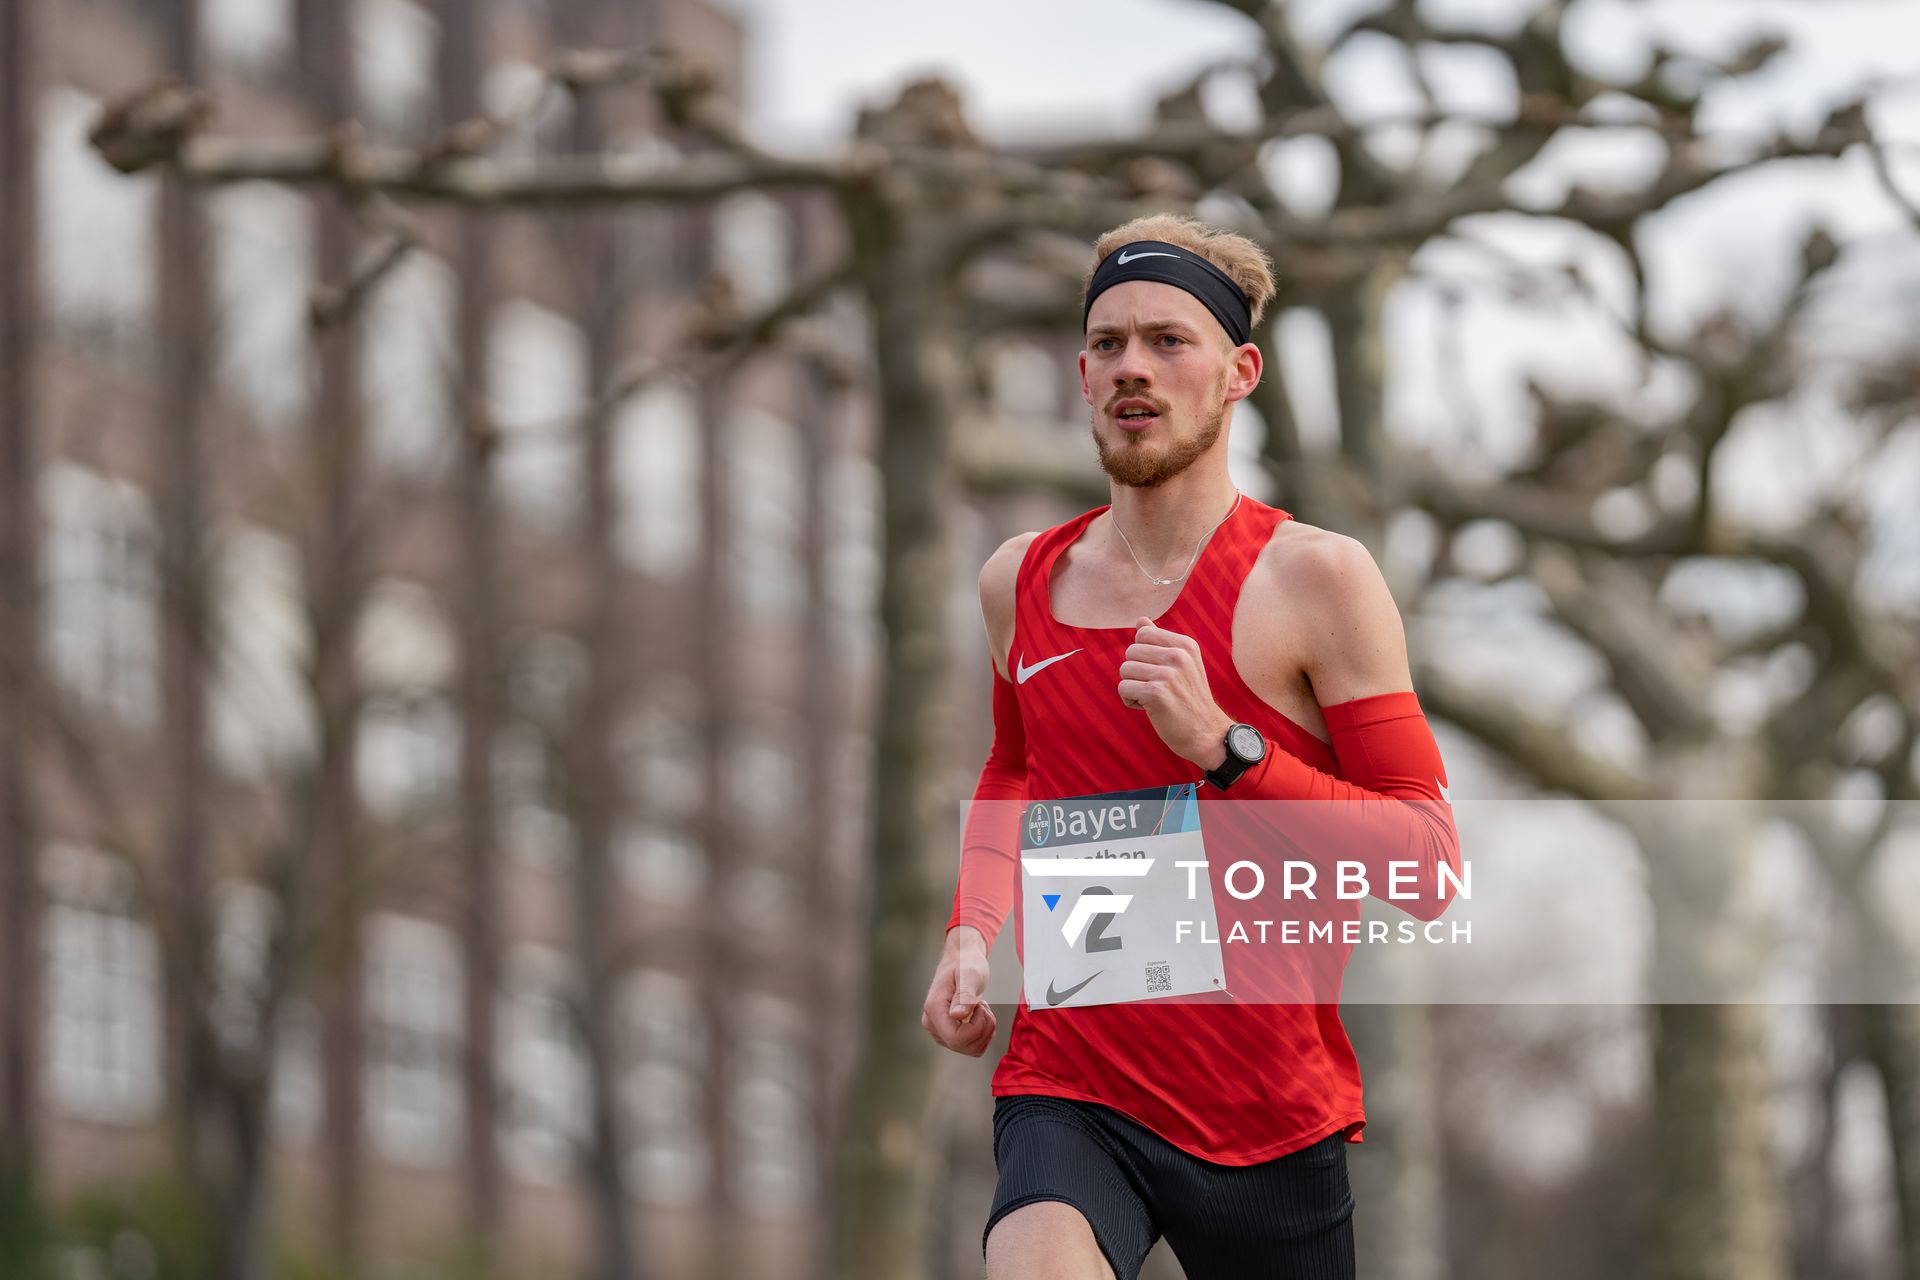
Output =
[{"x1": 922, "y1": 213, "x2": 1462, "y2": 1279}]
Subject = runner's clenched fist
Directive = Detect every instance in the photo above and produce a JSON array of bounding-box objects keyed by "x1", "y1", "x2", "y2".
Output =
[
  {"x1": 1117, "y1": 617, "x2": 1233, "y2": 771},
  {"x1": 923, "y1": 926, "x2": 997, "y2": 1056}
]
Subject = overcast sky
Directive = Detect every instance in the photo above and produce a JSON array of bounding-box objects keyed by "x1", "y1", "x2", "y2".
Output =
[{"x1": 716, "y1": 0, "x2": 1920, "y2": 149}]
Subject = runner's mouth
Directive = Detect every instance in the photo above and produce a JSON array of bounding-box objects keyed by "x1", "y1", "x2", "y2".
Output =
[{"x1": 1112, "y1": 405, "x2": 1161, "y2": 431}]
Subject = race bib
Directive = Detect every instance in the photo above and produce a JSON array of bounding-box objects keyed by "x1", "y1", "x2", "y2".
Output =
[{"x1": 1020, "y1": 783, "x2": 1229, "y2": 1009}]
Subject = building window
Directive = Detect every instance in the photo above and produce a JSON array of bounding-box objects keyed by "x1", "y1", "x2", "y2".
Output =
[
  {"x1": 727, "y1": 865, "x2": 797, "y2": 936},
  {"x1": 728, "y1": 408, "x2": 805, "y2": 618},
  {"x1": 362, "y1": 251, "x2": 455, "y2": 475},
  {"x1": 723, "y1": 718, "x2": 799, "y2": 847},
  {"x1": 272, "y1": 998, "x2": 323, "y2": 1140},
  {"x1": 40, "y1": 464, "x2": 159, "y2": 729},
  {"x1": 481, "y1": 58, "x2": 572, "y2": 159},
  {"x1": 211, "y1": 881, "x2": 275, "y2": 1061},
  {"x1": 712, "y1": 192, "x2": 792, "y2": 311},
  {"x1": 42, "y1": 845, "x2": 160, "y2": 1124},
  {"x1": 357, "y1": 577, "x2": 456, "y2": 693},
  {"x1": 618, "y1": 822, "x2": 706, "y2": 904},
  {"x1": 730, "y1": 994, "x2": 814, "y2": 1214},
  {"x1": 489, "y1": 300, "x2": 588, "y2": 533},
  {"x1": 829, "y1": 732, "x2": 873, "y2": 878},
  {"x1": 621, "y1": 676, "x2": 701, "y2": 818},
  {"x1": 209, "y1": 182, "x2": 313, "y2": 432},
  {"x1": 506, "y1": 630, "x2": 588, "y2": 730},
  {"x1": 824, "y1": 454, "x2": 880, "y2": 627},
  {"x1": 614, "y1": 381, "x2": 702, "y2": 580},
  {"x1": 364, "y1": 914, "x2": 464, "y2": 1166},
  {"x1": 498, "y1": 947, "x2": 589, "y2": 1181},
  {"x1": 37, "y1": 85, "x2": 157, "y2": 355},
  {"x1": 210, "y1": 524, "x2": 315, "y2": 777},
  {"x1": 622, "y1": 971, "x2": 709, "y2": 1204},
  {"x1": 355, "y1": 578, "x2": 459, "y2": 820},
  {"x1": 354, "y1": 0, "x2": 439, "y2": 136},
  {"x1": 618, "y1": 679, "x2": 704, "y2": 898},
  {"x1": 357, "y1": 695, "x2": 460, "y2": 822},
  {"x1": 494, "y1": 723, "x2": 575, "y2": 866},
  {"x1": 203, "y1": 0, "x2": 293, "y2": 74}
]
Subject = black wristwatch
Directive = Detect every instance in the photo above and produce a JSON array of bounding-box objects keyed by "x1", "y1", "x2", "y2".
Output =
[{"x1": 1203, "y1": 723, "x2": 1266, "y2": 790}]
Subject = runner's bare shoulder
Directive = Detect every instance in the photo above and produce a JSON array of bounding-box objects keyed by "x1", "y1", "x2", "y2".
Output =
[
  {"x1": 980, "y1": 531, "x2": 1040, "y2": 678},
  {"x1": 1247, "y1": 517, "x2": 1366, "y2": 611},
  {"x1": 1254, "y1": 521, "x2": 1411, "y2": 701}
]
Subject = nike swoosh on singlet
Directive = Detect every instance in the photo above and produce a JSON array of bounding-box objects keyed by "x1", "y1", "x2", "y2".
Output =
[
  {"x1": 1045, "y1": 972, "x2": 1102, "y2": 1006},
  {"x1": 1116, "y1": 249, "x2": 1179, "y2": 264},
  {"x1": 1436, "y1": 776, "x2": 1451, "y2": 805},
  {"x1": 1016, "y1": 649, "x2": 1082, "y2": 684}
]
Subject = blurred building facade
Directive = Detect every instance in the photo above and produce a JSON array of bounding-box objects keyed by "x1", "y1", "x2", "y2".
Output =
[{"x1": 4, "y1": 0, "x2": 885, "y2": 1275}]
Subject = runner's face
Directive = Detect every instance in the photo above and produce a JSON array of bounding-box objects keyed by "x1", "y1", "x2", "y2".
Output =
[{"x1": 1080, "y1": 281, "x2": 1238, "y2": 488}]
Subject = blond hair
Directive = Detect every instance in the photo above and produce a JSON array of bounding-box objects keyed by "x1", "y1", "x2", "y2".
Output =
[{"x1": 1087, "y1": 213, "x2": 1277, "y2": 331}]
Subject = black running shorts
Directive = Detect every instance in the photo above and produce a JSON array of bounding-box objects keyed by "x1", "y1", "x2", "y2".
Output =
[{"x1": 983, "y1": 1094, "x2": 1357, "y2": 1280}]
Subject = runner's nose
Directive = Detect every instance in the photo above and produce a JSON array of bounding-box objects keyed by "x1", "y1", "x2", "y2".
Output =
[{"x1": 1111, "y1": 336, "x2": 1153, "y2": 388}]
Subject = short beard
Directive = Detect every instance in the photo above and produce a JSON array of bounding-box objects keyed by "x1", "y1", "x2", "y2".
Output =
[{"x1": 1090, "y1": 386, "x2": 1227, "y2": 489}]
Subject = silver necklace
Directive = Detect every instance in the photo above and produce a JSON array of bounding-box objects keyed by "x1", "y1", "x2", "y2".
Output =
[{"x1": 1111, "y1": 490, "x2": 1243, "y2": 587}]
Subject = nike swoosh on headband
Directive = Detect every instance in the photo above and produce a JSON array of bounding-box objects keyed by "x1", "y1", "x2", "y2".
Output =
[{"x1": 1116, "y1": 249, "x2": 1180, "y2": 264}]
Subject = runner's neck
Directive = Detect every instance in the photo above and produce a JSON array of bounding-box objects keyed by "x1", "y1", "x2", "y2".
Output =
[{"x1": 1104, "y1": 471, "x2": 1242, "y2": 573}]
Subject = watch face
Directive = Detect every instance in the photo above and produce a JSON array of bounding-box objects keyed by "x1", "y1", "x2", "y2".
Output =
[{"x1": 1229, "y1": 724, "x2": 1265, "y2": 763}]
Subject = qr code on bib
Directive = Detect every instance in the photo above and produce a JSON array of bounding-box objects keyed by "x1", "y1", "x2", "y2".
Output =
[{"x1": 1145, "y1": 962, "x2": 1172, "y2": 993}]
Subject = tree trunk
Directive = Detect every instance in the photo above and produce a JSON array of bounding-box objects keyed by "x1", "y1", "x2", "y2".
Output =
[
  {"x1": 299, "y1": 0, "x2": 368, "y2": 1265},
  {"x1": 1629, "y1": 753, "x2": 1788, "y2": 1280},
  {"x1": 155, "y1": 0, "x2": 220, "y2": 1226},
  {"x1": 573, "y1": 295, "x2": 642, "y2": 1280},
  {"x1": 313, "y1": 233, "x2": 368, "y2": 1279},
  {"x1": 833, "y1": 188, "x2": 964, "y2": 1280},
  {"x1": 1861, "y1": 993, "x2": 1920, "y2": 1279},
  {"x1": 694, "y1": 363, "x2": 739, "y2": 1280},
  {"x1": 555, "y1": 4, "x2": 640, "y2": 1271},
  {"x1": 1322, "y1": 263, "x2": 1398, "y2": 484},
  {"x1": 214, "y1": 1071, "x2": 274, "y2": 1280},
  {"x1": 1345, "y1": 1002, "x2": 1445, "y2": 1280},
  {"x1": 795, "y1": 269, "x2": 845, "y2": 1277},
  {"x1": 0, "y1": 0, "x2": 42, "y2": 1208},
  {"x1": 438, "y1": 0, "x2": 504, "y2": 1258},
  {"x1": 1650, "y1": 1002, "x2": 1787, "y2": 1280}
]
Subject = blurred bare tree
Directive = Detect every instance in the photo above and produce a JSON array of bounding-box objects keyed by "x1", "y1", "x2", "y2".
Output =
[{"x1": 3, "y1": 1, "x2": 1910, "y2": 1280}]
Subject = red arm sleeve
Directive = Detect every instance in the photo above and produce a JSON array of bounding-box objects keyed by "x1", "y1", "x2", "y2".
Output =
[
  {"x1": 945, "y1": 665, "x2": 1026, "y2": 949},
  {"x1": 1218, "y1": 690, "x2": 1461, "y2": 921}
]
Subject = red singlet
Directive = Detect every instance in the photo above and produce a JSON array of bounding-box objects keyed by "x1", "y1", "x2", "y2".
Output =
[{"x1": 956, "y1": 496, "x2": 1416, "y2": 1163}]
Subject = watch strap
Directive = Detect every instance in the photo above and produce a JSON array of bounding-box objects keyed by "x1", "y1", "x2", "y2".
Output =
[{"x1": 1203, "y1": 754, "x2": 1252, "y2": 789}]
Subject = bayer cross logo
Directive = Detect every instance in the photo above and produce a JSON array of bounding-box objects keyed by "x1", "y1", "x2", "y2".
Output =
[{"x1": 1026, "y1": 803, "x2": 1052, "y2": 847}]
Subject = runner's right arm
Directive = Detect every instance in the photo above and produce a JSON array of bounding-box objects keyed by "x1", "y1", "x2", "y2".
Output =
[
  {"x1": 924, "y1": 533, "x2": 1034, "y2": 1056},
  {"x1": 944, "y1": 667, "x2": 1027, "y2": 949},
  {"x1": 945, "y1": 532, "x2": 1036, "y2": 950}
]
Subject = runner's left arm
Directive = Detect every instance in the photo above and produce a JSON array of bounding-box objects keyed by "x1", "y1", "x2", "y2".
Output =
[
  {"x1": 1208, "y1": 690, "x2": 1460, "y2": 921},
  {"x1": 1197, "y1": 534, "x2": 1460, "y2": 920}
]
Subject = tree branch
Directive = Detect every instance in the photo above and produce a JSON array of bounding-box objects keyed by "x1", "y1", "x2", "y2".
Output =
[{"x1": 1411, "y1": 659, "x2": 1651, "y2": 801}]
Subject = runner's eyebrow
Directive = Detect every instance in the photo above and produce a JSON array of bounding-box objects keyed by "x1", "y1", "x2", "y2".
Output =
[{"x1": 1087, "y1": 320, "x2": 1201, "y2": 339}]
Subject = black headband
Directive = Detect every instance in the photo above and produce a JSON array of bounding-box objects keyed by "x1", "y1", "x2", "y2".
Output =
[{"x1": 1082, "y1": 239, "x2": 1254, "y2": 348}]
